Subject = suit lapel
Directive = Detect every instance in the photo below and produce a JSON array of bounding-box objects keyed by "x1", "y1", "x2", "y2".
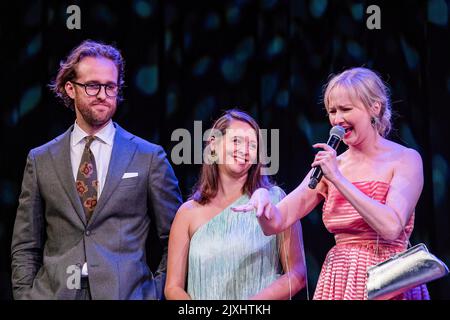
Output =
[
  {"x1": 88, "y1": 124, "x2": 137, "y2": 226},
  {"x1": 48, "y1": 126, "x2": 87, "y2": 225}
]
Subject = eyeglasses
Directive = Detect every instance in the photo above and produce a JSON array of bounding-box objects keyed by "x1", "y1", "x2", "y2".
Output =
[{"x1": 71, "y1": 81, "x2": 119, "y2": 97}]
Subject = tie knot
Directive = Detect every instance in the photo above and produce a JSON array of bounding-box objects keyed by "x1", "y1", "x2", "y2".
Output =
[{"x1": 84, "y1": 136, "x2": 96, "y2": 148}]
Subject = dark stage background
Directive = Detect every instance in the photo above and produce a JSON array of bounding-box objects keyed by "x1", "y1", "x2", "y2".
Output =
[{"x1": 1, "y1": 0, "x2": 449, "y2": 300}]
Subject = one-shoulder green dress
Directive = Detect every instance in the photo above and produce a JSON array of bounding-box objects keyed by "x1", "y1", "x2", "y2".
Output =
[{"x1": 187, "y1": 186, "x2": 285, "y2": 300}]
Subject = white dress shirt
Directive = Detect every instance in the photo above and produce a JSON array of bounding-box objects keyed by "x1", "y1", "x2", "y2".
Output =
[
  {"x1": 70, "y1": 120, "x2": 116, "y2": 198},
  {"x1": 70, "y1": 120, "x2": 116, "y2": 276}
]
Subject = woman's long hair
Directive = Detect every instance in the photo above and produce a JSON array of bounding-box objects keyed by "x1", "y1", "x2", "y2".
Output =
[{"x1": 190, "y1": 109, "x2": 273, "y2": 205}]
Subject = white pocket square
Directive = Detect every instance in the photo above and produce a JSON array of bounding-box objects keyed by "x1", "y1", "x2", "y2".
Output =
[{"x1": 122, "y1": 172, "x2": 138, "y2": 179}]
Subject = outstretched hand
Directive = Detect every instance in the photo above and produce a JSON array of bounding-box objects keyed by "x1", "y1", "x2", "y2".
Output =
[{"x1": 231, "y1": 188, "x2": 272, "y2": 219}]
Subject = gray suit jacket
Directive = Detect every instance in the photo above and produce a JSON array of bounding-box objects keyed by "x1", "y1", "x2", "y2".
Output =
[{"x1": 11, "y1": 123, "x2": 182, "y2": 299}]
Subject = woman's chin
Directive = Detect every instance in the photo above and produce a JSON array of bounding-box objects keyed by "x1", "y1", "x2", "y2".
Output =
[
  {"x1": 229, "y1": 163, "x2": 251, "y2": 175},
  {"x1": 342, "y1": 132, "x2": 356, "y2": 145}
]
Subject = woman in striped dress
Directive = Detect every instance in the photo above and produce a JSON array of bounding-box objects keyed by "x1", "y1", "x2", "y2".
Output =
[{"x1": 234, "y1": 67, "x2": 430, "y2": 300}]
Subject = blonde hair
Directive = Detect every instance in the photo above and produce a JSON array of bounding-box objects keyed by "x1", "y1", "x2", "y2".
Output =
[{"x1": 323, "y1": 67, "x2": 392, "y2": 137}]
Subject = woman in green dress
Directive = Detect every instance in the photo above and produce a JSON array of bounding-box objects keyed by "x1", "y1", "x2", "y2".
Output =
[{"x1": 165, "y1": 109, "x2": 306, "y2": 300}]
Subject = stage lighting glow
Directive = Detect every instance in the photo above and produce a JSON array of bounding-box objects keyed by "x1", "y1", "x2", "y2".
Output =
[
  {"x1": 428, "y1": 0, "x2": 448, "y2": 27},
  {"x1": 167, "y1": 91, "x2": 177, "y2": 116},
  {"x1": 26, "y1": 33, "x2": 42, "y2": 57},
  {"x1": 235, "y1": 37, "x2": 254, "y2": 63},
  {"x1": 432, "y1": 154, "x2": 449, "y2": 206},
  {"x1": 193, "y1": 56, "x2": 211, "y2": 76},
  {"x1": 351, "y1": 3, "x2": 363, "y2": 21},
  {"x1": 91, "y1": 4, "x2": 116, "y2": 26},
  {"x1": 133, "y1": 0, "x2": 153, "y2": 18},
  {"x1": 400, "y1": 124, "x2": 420, "y2": 152},
  {"x1": 261, "y1": 74, "x2": 278, "y2": 107},
  {"x1": 226, "y1": 6, "x2": 240, "y2": 25},
  {"x1": 400, "y1": 37, "x2": 419, "y2": 70},
  {"x1": 276, "y1": 90, "x2": 289, "y2": 108},
  {"x1": 194, "y1": 96, "x2": 216, "y2": 121},
  {"x1": 19, "y1": 85, "x2": 41, "y2": 118},
  {"x1": 310, "y1": 0, "x2": 328, "y2": 18},
  {"x1": 184, "y1": 33, "x2": 192, "y2": 51},
  {"x1": 221, "y1": 57, "x2": 245, "y2": 83},
  {"x1": 165, "y1": 30, "x2": 172, "y2": 52},
  {"x1": 290, "y1": 74, "x2": 307, "y2": 96},
  {"x1": 297, "y1": 114, "x2": 313, "y2": 144},
  {"x1": 0, "y1": 180, "x2": 15, "y2": 207},
  {"x1": 205, "y1": 12, "x2": 220, "y2": 30},
  {"x1": 266, "y1": 36, "x2": 284, "y2": 58},
  {"x1": 262, "y1": 0, "x2": 277, "y2": 10},
  {"x1": 136, "y1": 65, "x2": 158, "y2": 95},
  {"x1": 346, "y1": 41, "x2": 364, "y2": 60}
]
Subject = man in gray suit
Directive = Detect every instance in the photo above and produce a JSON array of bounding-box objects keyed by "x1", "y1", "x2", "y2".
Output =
[{"x1": 11, "y1": 40, "x2": 182, "y2": 299}]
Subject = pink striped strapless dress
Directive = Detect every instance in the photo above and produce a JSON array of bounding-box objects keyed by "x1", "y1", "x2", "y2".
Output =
[{"x1": 313, "y1": 181, "x2": 430, "y2": 300}]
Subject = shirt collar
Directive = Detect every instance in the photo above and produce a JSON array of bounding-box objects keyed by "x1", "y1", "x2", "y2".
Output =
[{"x1": 71, "y1": 120, "x2": 116, "y2": 147}]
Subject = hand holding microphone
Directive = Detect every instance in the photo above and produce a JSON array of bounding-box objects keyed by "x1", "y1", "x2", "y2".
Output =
[{"x1": 308, "y1": 125, "x2": 345, "y2": 189}]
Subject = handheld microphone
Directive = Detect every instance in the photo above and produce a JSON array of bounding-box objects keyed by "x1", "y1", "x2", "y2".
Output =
[{"x1": 308, "y1": 125, "x2": 345, "y2": 189}]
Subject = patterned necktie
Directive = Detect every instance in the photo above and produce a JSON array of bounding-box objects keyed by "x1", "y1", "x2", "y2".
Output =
[{"x1": 75, "y1": 136, "x2": 98, "y2": 222}]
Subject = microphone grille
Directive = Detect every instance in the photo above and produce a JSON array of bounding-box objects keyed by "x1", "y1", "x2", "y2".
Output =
[{"x1": 330, "y1": 125, "x2": 345, "y2": 139}]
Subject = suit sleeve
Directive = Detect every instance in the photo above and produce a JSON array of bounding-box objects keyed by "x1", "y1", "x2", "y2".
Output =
[
  {"x1": 147, "y1": 145, "x2": 182, "y2": 299},
  {"x1": 11, "y1": 151, "x2": 45, "y2": 300}
]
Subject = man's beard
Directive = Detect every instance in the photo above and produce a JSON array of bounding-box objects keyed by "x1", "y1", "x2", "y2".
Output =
[{"x1": 75, "y1": 99, "x2": 117, "y2": 127}]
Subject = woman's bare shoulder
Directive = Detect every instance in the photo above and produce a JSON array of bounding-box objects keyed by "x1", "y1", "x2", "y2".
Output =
[
  {"x1": 385, "y1": 140, "x2": 422, "y2": 164},
  {"x1": 176, "y1": 200, "x2": 202, "y2": 219}
]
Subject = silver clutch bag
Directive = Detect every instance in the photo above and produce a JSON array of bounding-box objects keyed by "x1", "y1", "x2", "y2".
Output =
[{"x1": 367, "y1": 243, "x2": 449, "y2": 300}]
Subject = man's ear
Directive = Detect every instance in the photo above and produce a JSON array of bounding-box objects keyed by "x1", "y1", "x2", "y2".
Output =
[{"x1": 65, "y1": 81, "x2": 76, "y2": 99}]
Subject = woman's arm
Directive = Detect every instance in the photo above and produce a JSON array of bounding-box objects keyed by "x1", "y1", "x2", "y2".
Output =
[
  {"x1": 233, "y1": 171, "x2": 325, "y2": 235},
  {"x1": 248, "y1": 220, "x2": 306, "y2": 300},
  {"x1": 312, "y1": 143, "x2": 424, "y2": 241},
  {"x1": 164, "y1": 204, "x2": 193, "y2": 300}
]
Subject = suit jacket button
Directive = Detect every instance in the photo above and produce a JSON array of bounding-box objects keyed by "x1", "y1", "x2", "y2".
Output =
[{"x1": 85, "y1": 230, "x2": 91, "y2": 236}]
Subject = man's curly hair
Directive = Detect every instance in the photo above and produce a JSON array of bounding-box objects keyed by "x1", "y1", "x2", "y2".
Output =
[{"x1": 49, "y1": 40, "x2": 125, "y2": 110}]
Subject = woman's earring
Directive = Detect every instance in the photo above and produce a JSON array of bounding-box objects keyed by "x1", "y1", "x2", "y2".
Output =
[
  {"x1": 207, "y1": 149, "x2": 219, "y2": 164},
  {"x1": 371, "y1": 117, "x2": 376, "y2": 127}
]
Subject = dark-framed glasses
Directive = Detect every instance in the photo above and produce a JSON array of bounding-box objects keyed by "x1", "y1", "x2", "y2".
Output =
[{"x1": 71, "y1": 81, "x2": 119, "y2": 97}]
